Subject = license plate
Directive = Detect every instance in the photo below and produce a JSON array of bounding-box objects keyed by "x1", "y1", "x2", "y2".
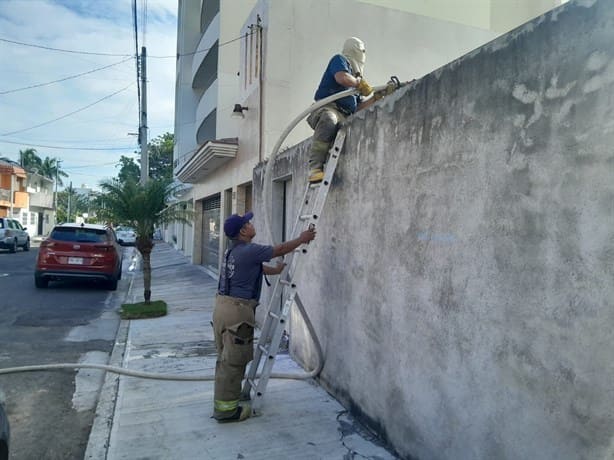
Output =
[{"x1": 68, "y1": 257, "x2": 83, "y2": 265}]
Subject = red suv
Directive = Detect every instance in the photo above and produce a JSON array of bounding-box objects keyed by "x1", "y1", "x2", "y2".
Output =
[{"x1": 35, "y1": 223, "x2": 123, "y2": 290}]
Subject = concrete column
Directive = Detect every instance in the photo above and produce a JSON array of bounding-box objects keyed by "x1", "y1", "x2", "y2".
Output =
[{"x1": 192, "y1": 199, "x2": 203, "y2": 265}]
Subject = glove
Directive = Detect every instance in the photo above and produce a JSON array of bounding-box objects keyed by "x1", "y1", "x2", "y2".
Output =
[
  {"x1": 356, "y1": 78, "x2": 373, "y2": 97},
  {"x1": 373, "y1": 80, "x2": 398, "y2": 101}
]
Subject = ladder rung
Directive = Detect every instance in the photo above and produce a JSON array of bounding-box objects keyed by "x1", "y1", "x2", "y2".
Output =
[{"x1": 244, "y1": 127, "x2": 347, "y2": 412}]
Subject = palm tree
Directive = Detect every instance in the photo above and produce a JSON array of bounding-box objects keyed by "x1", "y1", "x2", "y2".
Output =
[
  {"x1": 19, "y1": 148, "x2": 42, "y2": 172},
  {"x1": 97, "y1": 178, "x2": 192, "y2": 303},
  {"x1": 38, "y1": 157, "x2": 68, "y2": 186}
]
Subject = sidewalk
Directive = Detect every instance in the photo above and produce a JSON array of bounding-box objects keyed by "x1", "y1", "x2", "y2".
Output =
[{"x1": 86, "y1": 242, "x2": 398, "y2": 460}]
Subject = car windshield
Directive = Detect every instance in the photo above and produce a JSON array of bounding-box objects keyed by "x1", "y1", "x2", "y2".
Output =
[{"x1": 50, "y1": 227, "x2": 107, "y2": 243}]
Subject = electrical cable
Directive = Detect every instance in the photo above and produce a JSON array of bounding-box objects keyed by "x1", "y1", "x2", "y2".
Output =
[
  {"x1": 0, "y1": 30, "x2": 255, "y2": 60},
  {"x1": 0, "y1": 57, "x2": 134, "y2": 95},
  {"x1": 0, "y1": 139, "x2": 136, "y2": 151},
  {"x1": 1, "y1": 82, "x2": 135, "y2": 136},
  {"x1": 0, "y1": 37, "x2": 132, "y2": 57}
]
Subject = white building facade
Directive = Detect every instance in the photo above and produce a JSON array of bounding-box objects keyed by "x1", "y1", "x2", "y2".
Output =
[{"x1": 173, "y1": 0, "x2": 565, "y2": 275}]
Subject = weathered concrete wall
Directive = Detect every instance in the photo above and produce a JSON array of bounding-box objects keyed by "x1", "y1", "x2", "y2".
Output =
[{"x1": 253, "y1": 1, "x2": 614, "y2": 458}]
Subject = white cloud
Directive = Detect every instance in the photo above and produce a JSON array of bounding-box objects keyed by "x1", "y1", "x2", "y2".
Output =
[{"x1": 0, "y1": 0, "x2": 177, "y2": 189}]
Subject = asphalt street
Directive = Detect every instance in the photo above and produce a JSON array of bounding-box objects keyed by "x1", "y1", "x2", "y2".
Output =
[{"x1": 0, "y1": 244, "x2": 132, "y2": 459}]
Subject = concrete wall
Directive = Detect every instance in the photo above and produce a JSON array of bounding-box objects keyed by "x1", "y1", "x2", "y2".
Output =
[
  {"x1": 358, "y1": 0, "x2": 566, "y2": 33},
  {"x1": 253, "y1": 1, "x2": 614, "y2": 458}
]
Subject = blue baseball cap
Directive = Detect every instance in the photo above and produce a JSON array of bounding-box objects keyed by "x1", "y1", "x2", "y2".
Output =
[{"x1": 224, "y1": 211, "x2": 254, "y2": 238}]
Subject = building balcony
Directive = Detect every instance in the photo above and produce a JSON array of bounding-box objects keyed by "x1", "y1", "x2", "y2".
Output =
[
  {"x1": 29, "y1": 191, "x2": 54, "y2": 209},
  {"x1": 13, "y1": 191, "x2": 28, "y2": 208},
  {"x1": 175, "y1": 138, "x2": 238, "y2": 183},
  {"x1": 0, "y1": 188, "x2": 10, "y2": 207}
]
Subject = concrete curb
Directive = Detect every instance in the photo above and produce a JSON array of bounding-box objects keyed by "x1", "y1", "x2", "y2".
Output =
[{"x1": 84, "y1": 272, "x2": 136, "y2": 459}]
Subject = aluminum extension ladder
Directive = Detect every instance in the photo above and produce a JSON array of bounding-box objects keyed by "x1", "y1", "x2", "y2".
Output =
[{"x1": 242, "y1": 127, "x2": 348, "y2": 413}]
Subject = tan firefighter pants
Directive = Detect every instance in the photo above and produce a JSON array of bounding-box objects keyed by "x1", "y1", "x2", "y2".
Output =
[
  {"x1": 212, "y1": 294, "x2": 257, "y2": 418},
  {"x1": 307, "y1": 103, "x2": 347, "y2": 171}
]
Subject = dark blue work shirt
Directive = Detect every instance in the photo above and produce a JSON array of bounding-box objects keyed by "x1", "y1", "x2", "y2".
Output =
[
  {"x1": 218, "y1": 241, "x2": 274, "y2": 301},
  {"x1": 314, "y1": 54, "x2": 359, "y2": 115}
]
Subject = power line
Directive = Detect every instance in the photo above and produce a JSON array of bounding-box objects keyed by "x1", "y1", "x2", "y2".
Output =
[
  {"x1": 149, "y1": 33, "x2": 254, "y2": 58},
  {"x1": 1, "y1": 83, "x2": 135, "y2": 136},
  {"x1": 64, "y1": 161, "x2": 121, "y2": 170},
  {"x1": 0, "y1": 57, "x2": 134, "y2": 95},
  {"x1": 0, "y1": 139, "x2": 136, "y2": 151},
  {"x1": 0, "y1": 30, "x2": 256, "y2": 60},
  {"x1": 0, "y1": 37, "x2": 132, "y2": 57}
]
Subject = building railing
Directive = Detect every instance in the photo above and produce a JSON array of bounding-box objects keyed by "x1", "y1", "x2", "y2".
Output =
[{"x1": 29, "y1": 191, "x2": 54, "y2": 209}]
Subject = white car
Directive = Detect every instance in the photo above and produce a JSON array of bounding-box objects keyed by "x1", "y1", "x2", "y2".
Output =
[
  {"x1": 0, "y1": 217, "x2": 30, "y2": 253},
  {"x1": 115, "y1": 226, "x2": 136, "y2": 246}
]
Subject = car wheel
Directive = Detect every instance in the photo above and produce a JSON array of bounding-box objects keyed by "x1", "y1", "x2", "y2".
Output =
[
  {"x1": 23, "y1": 238, "x2": 30, "y2": 251},
  {"x1": 8, "y1": 239, "x2": 16, "y2": 253},
  {"x1": 107, "y1": 277, "x2": 118, "y2": 291},
  {"x1": 35, "y1": 275, "x2": 48, "y2": 288}
]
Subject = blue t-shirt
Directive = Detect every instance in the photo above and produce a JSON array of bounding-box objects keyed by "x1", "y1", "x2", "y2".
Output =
[
  {"x1": 218, "y1": 241, "x2": 274, "y2": 301},
  {"x1": 314, "y1": 54, "x2": 359, "y2": 115}
]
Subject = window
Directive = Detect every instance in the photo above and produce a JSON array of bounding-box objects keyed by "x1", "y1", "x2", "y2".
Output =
[
  {"x1": 30, "y1": 212, "x2": 36, "y2": 225},
  {"x1": 201, "y1": 195, "x2": 221, "y2": 273},
  {"x1": 50, "y1": 227, "x2": 107, "y2": 243},
  {"x1": 200, "y1": 0, "x2": 219, "y2": 33},
  {"x1": 21, "y1": 213, "x2": 27, "y2": 226}
]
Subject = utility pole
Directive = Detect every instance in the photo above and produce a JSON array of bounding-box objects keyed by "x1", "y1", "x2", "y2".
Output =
[
  {"x1": 54, "y1": 160, "x2": 61, "y2": 224},
  {"x1": 67, "y1": 181, "x2": 72, "y2": 223},
  {"x1": 140, "y1": 46, "x2": 149, "y2": 184}
]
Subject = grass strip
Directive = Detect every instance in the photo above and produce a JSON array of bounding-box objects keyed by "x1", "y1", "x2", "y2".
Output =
[{"x1": 120, "y1": 300, "x2": 167, "y2": 319}]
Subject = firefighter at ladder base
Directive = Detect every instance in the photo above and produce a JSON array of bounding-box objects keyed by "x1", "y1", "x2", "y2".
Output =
[
  {"x1": 307, "y1": 36, "x2": 395, "y2": 184},
  {"x1": 213, "y1": 212, "x2": 316, "y2": 422}
]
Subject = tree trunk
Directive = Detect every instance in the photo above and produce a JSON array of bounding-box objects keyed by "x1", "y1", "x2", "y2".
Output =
[{"x1": 137, "y1": 238, "x2": 155, "y2": 304}]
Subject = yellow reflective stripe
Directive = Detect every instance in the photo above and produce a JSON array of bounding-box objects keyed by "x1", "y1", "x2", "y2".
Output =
[{"x1": 214, "y1": 399, "x2": 239, "y2": 412}]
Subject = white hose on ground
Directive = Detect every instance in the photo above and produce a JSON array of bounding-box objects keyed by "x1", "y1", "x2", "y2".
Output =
[{"x1": 0, "y1": 363, "x2": 313, "y2": 381}]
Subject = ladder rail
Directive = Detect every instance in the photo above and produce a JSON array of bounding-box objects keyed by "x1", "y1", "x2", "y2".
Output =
[{"x1": 243, "y1": 127, "x2": 347, "y2": 413}]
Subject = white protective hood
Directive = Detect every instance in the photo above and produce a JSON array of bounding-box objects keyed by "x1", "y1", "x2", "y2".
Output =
[{"x1": 342, "y1": 37, "x2": 366, "y2": 77}]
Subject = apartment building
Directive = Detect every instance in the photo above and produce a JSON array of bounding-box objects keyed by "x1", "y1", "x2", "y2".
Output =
[
  {"x1": 172, "y1": 0, "x2": 565, "y2": 274},
  {"x1": 25, "y1": 172, "x2": 55, "y2": 237},
  {"x1": 0, "y1": 160, "x2": 28, "y2": 219},
  {"x1": 1, "y1": 161, "x2": 57, "y2": 237}
]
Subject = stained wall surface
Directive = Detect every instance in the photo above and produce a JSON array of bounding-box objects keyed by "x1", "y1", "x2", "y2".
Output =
[{"x1": 253, "y1": 1, "x2": 614, "y2": 458}]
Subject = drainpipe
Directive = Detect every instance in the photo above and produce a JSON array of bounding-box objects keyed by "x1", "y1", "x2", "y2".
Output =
[{"x1": 258, "y1": 15, "x2": 264, "y2": 163}]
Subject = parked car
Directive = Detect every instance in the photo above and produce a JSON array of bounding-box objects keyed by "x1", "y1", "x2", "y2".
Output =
[
  {"x1": 115, "y1": 226, "x2": 136, "y2": 246},
  {"x1": 0, "y1": 403, "x2": 9, "y2": 460},
  {"x1": 0, "y1": 217, "x2": 30, "y2": 253},
  {"x1": 35, "y1": 223, "x2": 123, "y2": 290}
]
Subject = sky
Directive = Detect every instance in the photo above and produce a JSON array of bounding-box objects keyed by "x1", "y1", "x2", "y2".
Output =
[{"x1": 0, "y1": 0, "x2": 177, "y2": 190}]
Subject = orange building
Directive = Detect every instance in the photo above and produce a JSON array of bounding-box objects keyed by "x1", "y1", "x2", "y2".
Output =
[{"x1": 0, "y1": 161, "x2": 28, "y2": 218}]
